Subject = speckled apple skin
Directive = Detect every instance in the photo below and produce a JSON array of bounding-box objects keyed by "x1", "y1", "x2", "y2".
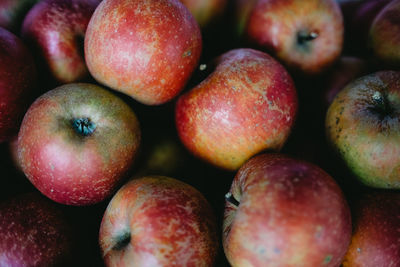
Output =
[
  {"x1": 0, "y1": 193, "x2": 73, "y2": 266},
  {"x1": 326, "y1": 71, "x2": 400, "y2": 189},
  {"x1": 342, "y1": 191, "x2": 400, "y2": 267},
  {"x1": 223, "y1": 153, "x2": 352, "y2": 267},
  {"x1": 85, "y1": 0, "x2": 202, "y2": 105},
  {"x1": 21, "y1": 0, "x2": 100, "y2": 83},
  {"x1": 241, "y1": 0, "x2": 343, "y2": 75},
  {"x1": 369, "y1": 0, "x2": 400, "y2": 68},
  {"x1": 0, "y1": 27, "x2": 36, "y2": 143},
  {"x1": 99, "y1": 176, "x2": 218, "y2": 267},
  {"x1": 17, "y1": 83, "x2": 141, "y2": 205},
  {"x1": 175, "y1": 48, "x2": 298, "y2": 171}
]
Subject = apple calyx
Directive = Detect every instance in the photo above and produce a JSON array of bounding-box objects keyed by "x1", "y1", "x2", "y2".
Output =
[
  {"x1": 225, "y1": 192, "x2": 240, "y2": 207},
  {"x1": 371, "y1": 91, "x2": 393, "y2": 118},
  {"x1": 72, "y1": 117, "x2": 96, "y2": 136},
  {"x1": 297, "y1": 30, "x2": 319, "y2": 51},
  {"x1": 112, "y1": 231, "x2": 131, "y2": 251}
]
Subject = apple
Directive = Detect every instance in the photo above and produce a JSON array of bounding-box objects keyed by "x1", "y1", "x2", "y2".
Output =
[
  {"x1": 179, "y1": 0, "x2": 228, "y2": 29},
  {"x1": 21, "y1": 0, "x2": 101, "y2": 84},
  {"x1": 326, "y1": 70, "x2": 400, "y2": 189},
  {"x1": 342, "y1": 191, "x2": 400, "y2": 267},
  {"x1": 235, "y1": 0, "x2": 344, "y2": 75},
  {"x1": 99, "y1": 175, "x2": 218, "y2": 266},
  {"x1": 175, "y1": 48, "x2": 298, "y2": 171},
  {"x1": 0, "y1": 27, "x2": 36, "y2": 143},
  {"x1": 17, "y1": 83, "x2": 141, "y2": 205},
  {"x1": 0, "y1": 192, "x2": 74, "y2": 266},
  {"x1": 0, "y1": 0, "x2": 40, "y2": 33},
  {"x1": 85, "y1": 0, "x2": 202, "y2": 105},
  {"x1": 223, "y1": 153, "x2": 352, "y2": 267},
  {"x1": 369, "y1": 0, "x2": 400, "y2": 68}
]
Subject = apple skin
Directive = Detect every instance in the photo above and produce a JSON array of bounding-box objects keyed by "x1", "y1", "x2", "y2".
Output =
[
  {"x1": 85, "y1": 0, "x2": 202, "y2": 105},
  {"x1": 236, "y1": 0, "x2": 344, "y2": 75},
  {"x1": 175, "y1": 48, "x2": 298, "y2": 171},
  {"x1": 0, "y1": 0, "x2": 40, "y2": 33},
  {"x1": 21, "y1": 0, "x2": 101, "y2": 84},
  {"x1": 326, "y1": 71, "x2": 400, "y2": 189},
  {"x1": 0, "y1": 192, "x2": 74, "y2": 266},
  {"x1": 0, "y1": 27, "x2": 37, "y2": 143},
  {"x1": 223, "y1": 153, "x2": 352, "y2": 267},
  {"x1": 369, "y1": 0, "x2": 400, "y2": 68},
  {"x1": 179, "y1": 0, "x2": 228, "y2": 28},
  {"x1": 99, "y1": 175, "x2": 218, "y2": 267},
  {"x1": 342, "y1": 191, "x2": 400, "y2": 267},
  {"x1": 17, "y1": 83, "x2": 141, "y2": 205}
]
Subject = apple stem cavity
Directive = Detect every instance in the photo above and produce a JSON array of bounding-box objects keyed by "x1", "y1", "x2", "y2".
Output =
[
  {"x1": 297, "y1": 30, "x2": 319, "y2": 47},
  {"x1": 72, "y1": 118, "x2": 96, "y2": 136},
  {"x1": 113, "y1": 231, "x2": 131, "y2": 251},
  {"x1": 225, "y1": 192, "x2": 240, "y2": 207},
  {"x1": 371, "y1": 91, "x2": 393, "y2": 117}
]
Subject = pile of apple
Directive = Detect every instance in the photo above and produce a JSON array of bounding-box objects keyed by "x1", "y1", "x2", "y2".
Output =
[{"x1": 0, "y1": 0, "x2": 400, "y2": 266}]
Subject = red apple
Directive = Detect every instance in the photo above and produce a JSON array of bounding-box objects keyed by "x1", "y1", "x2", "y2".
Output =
[
  {"x1": 21, "y1": 0, "x2": 100, "y2": 84},
  {"x1": 99, "y1": 175, "x2": 218, "y2": 266},
  {"x1": 223, "y1": 153, "x2": 352, "y2": 266},
  {"x1": 369, "y1": 0, "x2": 400, "y2": 68},
  {"x1": 0, "y1": 27, "x2": 36, "y2": 143},
  {"x1": 326, "y1": 71, "x2": 400, "y2": 188},
  {"x1": 0, "y1": 192, "x2": 74, "y2": 266},
  {"x1": 342, "y1": 191, "x2": 400, "y2": 267},
  {"x1": 0, "y1": 0, "x2": 40, "y2": 33},
  {"x1": 175, "y1": 48, "x2": 298, "y2": 171},
  {"x1": 179, "y1": 0, "x2": 228, "y2": 28},
  {"x1": 85, "y1": 0, "x2": 202, "y2": 105},
  {"x1": 236, "y1": 0, "x2": 344, "y2": 75},
  {"x1": 17, "y1": 83, "x2": 141, "y2": 205}
]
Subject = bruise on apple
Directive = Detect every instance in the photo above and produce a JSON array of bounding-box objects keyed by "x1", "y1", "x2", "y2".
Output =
[
  {"x1": 326, "y1": 71, "x2": 400, "y2": 189},
  {"x1": 99, "y1": 176, "x2": 219, "y2": 266},
  {"x1": 222, "y1": 153, "x2": 352, "y2": 267}
]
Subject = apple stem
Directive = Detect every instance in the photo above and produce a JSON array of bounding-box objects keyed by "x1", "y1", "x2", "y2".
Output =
[
  {"x1": 225, "y1": 192, "x2": 240, "y2": 207},
  {"x1": 297, "y1": 31, "x2": 318, "y2": 45},
  {"x1": 72, "y1": 118, "x2": 96, "y2": 136},
  {"x1": 372, "y1": 91, "x2": 393, "y2": 116}
]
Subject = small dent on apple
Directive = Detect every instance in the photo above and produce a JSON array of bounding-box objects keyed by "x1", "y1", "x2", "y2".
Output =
[{"x1": 72, "y1": 117, "x2": 96, "y2": 137}]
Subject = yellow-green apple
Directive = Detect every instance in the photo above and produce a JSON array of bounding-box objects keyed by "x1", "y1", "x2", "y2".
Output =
[
  {"x1": 0, "y1": 192, "x2": 74, "y2": 266},
  {"x1": 0, "y1": 0, "x2": 40, "y2": 33},
  {"x1": 0, "y1": 27, "x2": 36, "y2": 143},
  {"x1": 17, "y1": 83, "x2": 141, "y2": 205},
  {"x1": 326, "y1": 71, "x2": 400, "y2": 189},
  {"x1": 21, "y1": 0, "x2": 100, "y2": 84},
  {"x1": 99, "y1": 175, "x2": 218, "y2": 266},
  {"x1": 369, "y1": 0, "x2": 400, "y2": 68},
  {"x1": 223, "y1": 153, "x2": 352, "y2": 267},
  {"x1": 235, "y1": 0, "x2": 344, "y2": 75},
  {"x1": 179, "y1": 0, "x2": 227, "y2": 29},
  {"x1": 85, "y1": 0, "x2": 202, "y2": 105},
  {"x1": 342, "y1": 191, "x2": 400, "y2": 267},
  {"x1": 175, "y1": 48, "x2": 298, "y2": 171}
]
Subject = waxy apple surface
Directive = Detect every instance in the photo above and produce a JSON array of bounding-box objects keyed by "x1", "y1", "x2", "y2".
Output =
[
  {"x1": 343, "y1": 191, "x2": 400, "y2": 267},
  {"x1": 21, "y1": 0, "x2": 100, "y2": 83},
  {"x1": 0, "y1": 27, "x2": 36, "y2": 143},
  {"x1": 0, "y1": 192, "x2": 74, "y2": 266},
  {"x1": 175, "y1": 48, "x2": 298, "y2": 170},
  {"x1": 85, "y1": 0, "x2": 202, "y2": 105},
  {"x1": 223, "y1": 153, "x2": 352, "y2": 267},
  {"x1": 17, "y1": 83, "x2": 141, "y2": 205},
  {"x1": 237, "y1": 0, "x2": 344, "y2": 75},
  {"x1": 99, "y1": 176, "x2": 218, "y2": 266},
  {"x1": 326, "y1": 71, "x2": 400, "y2": 189}
]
